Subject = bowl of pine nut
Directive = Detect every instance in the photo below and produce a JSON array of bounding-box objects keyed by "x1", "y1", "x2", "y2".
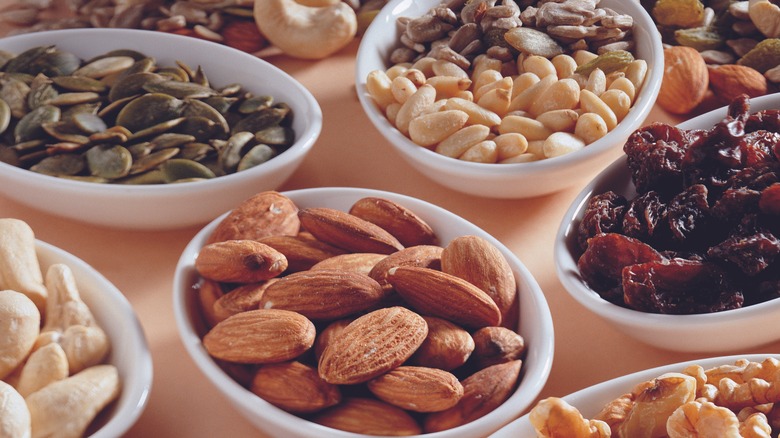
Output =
[{"x1": 355, "y1": 0, "x2": 663, "y2": 199}]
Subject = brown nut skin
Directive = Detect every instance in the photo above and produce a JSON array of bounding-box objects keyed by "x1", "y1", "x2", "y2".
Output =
[
  {"x1": 367, "y1": 366, "x2": 464, "y2": 413},
  {"x1": 250, "y1": 361, "x2": 341, "y2": 414},
  {"x1": 368, "y1": 245, "x2": 443, "y2": 293},
  {"x1": 312, "y1": 397, "x2": 422, "y2": 436},
  {"x1": 195, "y1": 240, "x2": 288, "y2": 283},
  {"x1": 470, "y1": 326, "x2": 526, "y2": 370},
  {"x1": 411, "y1": 316, "x2": 475, "y2": 371},
  {"x1": 349, "y1": 197, "x2": 438, "y2": 247},
  {"x1": 298, "y1": 207, "x2": 404, "y2": 254},
  {"x1": 257, "y1": 234, "x2": 346, "y2": 273},
  {"x1": 208, "y1": 191, "x2": 300, "y2": 244}
]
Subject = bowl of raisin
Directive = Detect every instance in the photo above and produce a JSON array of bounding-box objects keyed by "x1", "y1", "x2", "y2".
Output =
[{"x1": 554, "y1": 93, "x2": 780, "y2": 353}]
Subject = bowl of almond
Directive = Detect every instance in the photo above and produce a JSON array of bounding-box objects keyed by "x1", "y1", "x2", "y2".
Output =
[
  {"x1": 173, "y1": 187, "x2": 554, "y2": 437},
  {"x1": 355, "y1": 0, "x2": 664, "y2": 198}
]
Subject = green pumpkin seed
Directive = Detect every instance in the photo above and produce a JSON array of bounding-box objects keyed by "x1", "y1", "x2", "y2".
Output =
[
  {"x1": 142, "y1": 80, "x2": 217, "y2": 99},
  {"x1": 254, "y1": 125, "x2": 295, "y2": 147},
  {"x1": 0, "y1": 98, "x2": 10, "y2": 135},
  {"x1": 115, "y1": 93, "x2": 184, "y2": 133},
  {"x1": 237, "y1": 144, "x2": 275, "y2": 171},
  {"x1": 160, "y1": 158, "x2": 216, "y2": 182},
  {"x1": 15, "y1": 104, "x2": 60, "y2": 143},
  {"x1": 52, "y1": 75, "x2": 110, "y2": 93},
  {"x1": 218, "y1": 131, "x2": 254, "y2": 173},
  {"x1": 72, "y1": 112, "x2": 108, "y2": 134},
  {"x1": 85, "y1": 144, "x2": 132, "y2": 179},
  {"x1": 129, "y1": 147, "x2": 180, "y2": 175},
  {"x1": 30, "y1": 153, "x2": 85, "y2": 176}
]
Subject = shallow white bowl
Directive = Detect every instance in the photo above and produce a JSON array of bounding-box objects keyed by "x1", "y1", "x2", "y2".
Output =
[
  {"x1": 491, "y1": 353, "x2": 780, "y2": 437},
  {"x1": 0, "y1": 29, "x2": 322, "y2": 230},
  {"x1": 554, "y1": 93, "x2": 780, "y2": 353},
  {"x1": 173, "y1": 187, "x2": 555, "y2": 438},
  {"x1": 355, "y1": 0, "x2": 663, "y2": 199},
  {"x1": 36, "y1": 239, "x2": 152, "y2": 436}
]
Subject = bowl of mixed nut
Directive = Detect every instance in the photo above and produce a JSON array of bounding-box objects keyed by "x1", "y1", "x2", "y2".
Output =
[
  {"x1": 0, "y1": 218, "x2": 152, "y2": 437},
  {"x1": 493, "y1": 354, "x2": 780, "y2": 437},
  {"x1": 555, "y1": 93, "x2": 780, "y2": 352},
  {"x1": 172, "y1": 187, "x2": 554, "y2": 437},
  {"x1": 0, "y1": 28, "x2": 322, "y2": 230},
  {"x1": 355, "y1": 0, "x2": 664, "y2": 198}
]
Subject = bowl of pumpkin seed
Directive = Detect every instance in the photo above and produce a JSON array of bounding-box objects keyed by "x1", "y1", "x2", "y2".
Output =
[{"x1": 0, "y1": 28, "x2": 323, "y2": 230}]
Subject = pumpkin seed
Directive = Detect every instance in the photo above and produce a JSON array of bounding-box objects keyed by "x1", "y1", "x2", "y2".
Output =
[{"x1": 85, "y1": 144, "x2": 132, "y2": 179}]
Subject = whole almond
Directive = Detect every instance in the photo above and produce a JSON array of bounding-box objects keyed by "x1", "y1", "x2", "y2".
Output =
[
  {"x1": 657, "y1": 46, "x2": 709, "y2": 114},
  {"x1": 250, "y1": 361, "x2": 341, "y2": 414},
  {"x1": 312, "y1": 397, "x2": 422, "y2": 435},
  {"x1": 203, "y1": 309, "x2": 315, "y2": 364},
  {"x1": 349, "y1": 197, "x2": 438, "y2": 247},
  {"x1": 310, "y1": 253, "x2": 387, "y2": 275},
  {"x1": 208, "y1": 191, "x2": 300, "y2": 244},
  {"x1": 298, "y1": 207, "x2": 404, "y2": 254},
  {"x1": 441, "y1": 235, "x2": 517, "y2": 328},
  {"x1": 369, "y1": 245, "x2": 443, "y2": 293},
  {"x1": 387, "y1": 266, "x2": 501, "y2": 328},
  {"x1": 318, "y1": 306, "x2": 428, "y2": 385},
  {"x1": 411, "y1": 316, "x2": 475, "y2": 371},
  {"x1": 708, "y1": 64, "x2": 767, "y2": 104},
  {"x1": 197, "y1": 279, "x2": 225, "y2": 328},
  {"x1": 314, "y1": 318, "x2": 353, "y2": 361},
  {"x1": 367, "y1": 366, "x2": 463, "y2": 412},
  {"x1": 195, "y1": 240, "x2": 287, "y2": 283},
  {"x1": 212, "y1": 279, "x2": 278, "y2": 323},
  {"x1": 257, "y1": 235, "x2": 346, "y2": 273},
  {"x1": 259, "y1": 269, "x2": 385, "y2": 321},
  {"x1": 423, "y1": 360, "x2": 523, "y2": 432},
  {"x1": 471, "y1": 326, "x2": 526, "y2": 369}
]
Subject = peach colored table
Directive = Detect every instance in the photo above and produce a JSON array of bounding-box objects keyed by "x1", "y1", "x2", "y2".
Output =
[{"x1": 2, "y1": 18, "x2": 780, "y2": 438}]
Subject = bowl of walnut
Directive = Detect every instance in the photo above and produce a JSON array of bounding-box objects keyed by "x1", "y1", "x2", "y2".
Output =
[
  {"x1": 555, "y1": 93, "x2": 780, "y2": 353},
  {"x1": 0, "y1": 28, "x2": 321, "y2": 230},
  {"x1": 173, "y1": 187, "x2": 554, "y2": 437},
  {"x1": 355, "y1": 0, "x2": 663, "y2": 198},
  {"x1": 492, "y1": 354, "x2": 780, "y2": 437}
]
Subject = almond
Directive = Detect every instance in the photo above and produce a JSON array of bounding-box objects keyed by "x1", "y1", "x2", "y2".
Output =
[
  {"x1": 708, "y1": 64, "x2": 767, "y2": 104},
  {"x1": 310, "y1": 253, "x2": 387, "y2": 275},
  {"x1": 312, "y1": 397, "x2": 422, "y2": 435},
  {"x1": 208, "y1": 191, "x2": 300, "y2": 244},
  {"x1": 368, "y1": 245, "x2": 443, "y2": 293},
  {"x1": 411, "y1": 316, "x2": 475, "y2": 371},
  {"x1": 195, "y1": 240, "x2": 287, "y2": 283},
  {"x1": 318, "y1": 306, "x2": 428, "y2": 385},
  {"x1": 387, "y1": 266, "x2": 501, "y2": 328},
  {"x1": 441, "y1": 235, "x2": 517, "y2": 328},
  {"x1": 258, "y1": 269, "x2": 385, "y2": 321},
  {"x1": 471, "y1": 326, "x2": 526, "y2": 369},
  {"x1": 298, "y1": 207, "x2": 404, "y2": 254},
  {"x1": 423, "y1": 360, "x2": 523, "y2": 433},
  {"x1": 367, "y1": 366, "x2": 463, "y2": 412},
  {"x1": 212, "y1": 279, "x2": 278, "y2": 323},
  {"x1": 203, "y1": 309, "x2": 315, "y2": 364},
  {"x1": 197, "y1": 279, "x2": 224, "y2": 328},
  {"x1": 657, "y1": 46, "x2": 709, "y2": 114},
  {"x1": 313, "y1": 318, "x2": 353, "y2": 361},
  {"x1": 250, "y1": 361, "x2": 341, "y2": 414},
  {"x1": 257, "y1": 235, "x2": 346, "y2": 273},
  {"x1": 348, "y1": 197, "x2": 438, "y2": 247}
]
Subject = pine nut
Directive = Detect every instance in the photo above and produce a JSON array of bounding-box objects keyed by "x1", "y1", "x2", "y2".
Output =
[
  {"x1": 435, "y1": 124, "x2": 491, "y2": 158},
  {"x1": 460, "y1": 140, "x2": 498, "y2": 163},
  {"x1": 543, "y1": 132, "x2": 585, "y2": 158},
  {"x1": 408, "y1": 110, "x2": 469, "y2": 147},
  {"x1": 391, "y1": 76, "x2": 417, "y2": 104},
  {"x1": 579, "y1": 89, "x2": 617, "y2": 130},
  {"x1": 529, "y1": 78, "x2": 580, "y2": 117},
  {"x1": 574, "y1": 112, "x2": 608, "y2": 144},
  {"x1": 499, "y1": 115, "x2": 552, "y2": 141},
  {"x1": 536, "y1": 109, "x2": 579, "y2": 132},
  {"x1": 494, "y1": 133, "x2": 528, "y2": 160},
  {"x1": 366, "y1": 70, "x2": 395, "y2": 110},
  {"x1": 600, "y1": 89, "x2": 631, "y2": 122},
  {"x1": 395, "y1": 84, "x2": 437, "y2": 135},
  {"x1": 445, "y1": 97, "x2": 502, "y2": 128}
]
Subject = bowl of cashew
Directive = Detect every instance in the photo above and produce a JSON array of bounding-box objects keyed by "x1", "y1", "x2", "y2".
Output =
[
  {"x1": 355, "y1": 0, "x2": 664, "y2": 198},
  {"x1": 0, "y1": 218, "x2": 152, "y2": 437}
]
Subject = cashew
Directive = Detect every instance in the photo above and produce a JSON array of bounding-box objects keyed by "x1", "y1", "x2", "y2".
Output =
[
  {"x1": 26, "y1": 365, "x2": 120, "y2": 438},
  {"x1": 0, "y1": 380, "x2": 31, "y2": 438},
  {"x1": 0, "y1": 290, "x2": 40, "y2": 381},
  {"x1": 253, "y1": 0, "x2": 357, "y2": 59},
  {"x1": 0, "y1": 219, "x2": 47, "y2": 313},
  {"x1": 35, "y1": 264, "x2": 109, "y2": 374},
  {"x1": 16, "y1": 343, "x2": 69, "y2": 398}
]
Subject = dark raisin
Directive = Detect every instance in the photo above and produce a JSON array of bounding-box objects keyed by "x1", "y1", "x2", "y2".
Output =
[
  {"x1": 739, "y1": 131, "x2": 780, "y2": 166},
  {"x1": 622, "y1": 191, "x2": 667, "y2": 242},
  {"x1": 577, "y1": 233, "x2": 665, "y2": 304},
  {"x1": 711, "y1": 187, "x2": 761, "y2": 223},
  {"x1": 667, "y1": 184, "x2": 711, "y2": 245},
  {"x1": 760, "y1": 183, "x2": 780, "y2": 216},
  {"x1": 707, "y1": 219, "x2": 780, "y2": 276},
  {"x1": 746, "y1": 109, "x2": 780, "y2": 133},
  {"x1": 577, "y1": 191, "x2": 627, "y2": 251},
  {"x1": 623, "y1": 123, "x2": 689, "y2": 194},
  {"x1": 622, "y1": 259, "x2": 743, "y2": 314}
]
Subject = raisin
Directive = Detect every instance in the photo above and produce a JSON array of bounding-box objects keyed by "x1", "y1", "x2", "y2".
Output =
[
  {"x1": 760, "y1": 183, "x2": 780, "y2": 216},
  {"x1": 577, "y1": 233, "x2": 666, "y2": 304},
  {"x1": 746, "y1": 109, "x2": 780, "y2": 133},
  {"x1": 623, "y1": 123, "x2": 690, "y2": 194},
  {"x1": 577, "y1": 191, "x2": 627, "y2": 251},
  {"x1": 622, "y1": 191, "x2": 668, "y2": 242},
  {"x1": 622, "y1": 259, "x2": 743, "y2": 314},
  {"x1": 711, "y1": 187, "x2": 761, "y2": 223},
  {"x1": 667, "y1": 184, "x2": 711, "y2": 245},
  {"x1": 726, "y1": 162, "x2": 779, "y2": 191},
  {"x1": 707, "y1": 231, "x2": 780, "y2": 276},
  {"x1": 739, "y1": 131, "x2": 780, "y2": 166}
]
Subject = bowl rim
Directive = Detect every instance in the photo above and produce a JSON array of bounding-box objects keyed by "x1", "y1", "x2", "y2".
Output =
[
  {"x1": 354, "y1": 0, "x2": 664, "y2": 178},
  {"x1": 35, "y1": 239, "x2": 153, "y2": 437},
  {"x1": 553, "y1": 92, "x2": 780, "y2": 326},
  {"x1": 0, "y1": 28, "x2": 323, "y2": 195},
  {"x1": 172, "y1": 186, "x2": 555, "y2": 437}
]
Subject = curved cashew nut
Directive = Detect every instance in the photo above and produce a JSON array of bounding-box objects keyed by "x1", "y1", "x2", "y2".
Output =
[
  {"x1": 0, "y1": 290, "x2": 40, "y2": 381},
  {"x1": 749, "y1": 0, "x2": 780, "y2": 38},
  {"x1": 0, "y1": 218, "x2": 47, "y2": 314},
  {"x1": 253, "y1": 0, "x2": 357, "y2": 59},
  {"x1": 16, "y1": 342, "x2": 69, "y2": 398},
  {"x1": 0, "y1": 380, "x2": 31, "y2": 438}
]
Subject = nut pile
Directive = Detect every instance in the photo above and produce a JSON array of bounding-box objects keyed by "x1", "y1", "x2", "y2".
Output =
[
  {"x1": 192, "y1": 191, "x2": 526, "y2": 435},
  {"x1": 0, "y1": 45, "x2": 297, "y2": 184},
  {"x1": 366, "y1": 0, "x2": 648, "y2": 163},
  {"x1": 529, "y1": 357, "x2": 780, "y2": 437},
  {"x1": 647, "y1": 0, "x2": 780, "y2": 113},
  {"x1": 0, "y1": 218, "x2": 119, "y2": 437}
]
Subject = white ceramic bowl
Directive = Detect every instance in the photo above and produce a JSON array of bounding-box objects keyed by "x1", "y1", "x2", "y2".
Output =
[
  {"x1": 355, "y1": 0, "x2": 663, "y2": 199},
  {"x1": 35, "y1": 239, "x2": 152, "y2": 436},
  {"x1": 554, "y1": 93, "x2": 780, "y2": 353},
  {"x1": 173, "y1": 187, "x2": 555, "y2": 438},
  {"x1": 491, "y1": 353, "x2": 780, "y2": 437},
  {"x1": 0, "y1": 29, "x2": 322, "y2": 230}
]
